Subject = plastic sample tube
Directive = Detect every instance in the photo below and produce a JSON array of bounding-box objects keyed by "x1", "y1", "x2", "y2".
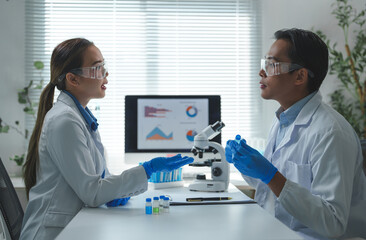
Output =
[
  {"x1": 159, "y1": 195, "x2": 165, "y2": 211},
  {"x1": 153, "y1": 197, "x2": 160, "y2": 215},
  {"x1": 145, "y1": 198, "x2": 152, "y2": 215},
  {"x1": 235, "y1": 134, "x2": 241, "y2": 144},
  {"x1": 163, "y1": 197, "x2": 170, "y2": 213}
]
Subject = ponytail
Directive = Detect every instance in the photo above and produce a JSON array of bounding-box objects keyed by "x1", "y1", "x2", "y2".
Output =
[{"x1": 23, "y1": 83, "x2": 55, "y2": 199}]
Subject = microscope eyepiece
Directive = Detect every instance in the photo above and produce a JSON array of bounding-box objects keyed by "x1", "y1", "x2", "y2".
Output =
[{"x1": 211, "y1": 121, "x2": 225, "y2": 132}]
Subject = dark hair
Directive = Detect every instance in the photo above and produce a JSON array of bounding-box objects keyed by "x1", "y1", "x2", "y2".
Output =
[
  {"x1": 274, "y1": 28, "x2": 329, "y2": 93},
  {"x1": 23, "y1": 38, "x2": 94, "y2": 199}
]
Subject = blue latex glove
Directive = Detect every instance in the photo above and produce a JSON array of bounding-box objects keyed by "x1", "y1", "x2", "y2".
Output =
[
  {"x1": 225, "y1": 135, "x2": 245, "y2": 163},
  {"x1": 225, "y1": 140, "x2": 234, "y2": 163},
  {"x1": 106, "y1": 197, "x2": 130, "y2": 207},
  {"x1": 142, "y1": 154, "x2": 194, "y2": 178},
  {"x1": 228, "y1": 139, "x2": 278, "y2": 184}
]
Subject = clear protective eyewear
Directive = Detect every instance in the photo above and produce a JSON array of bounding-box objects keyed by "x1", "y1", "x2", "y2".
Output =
[
  {"x1": 69, "y1": 63, "x2": 108, "y2": 80},
  {"x1": 261, "y1": 59, "x2": 314, "y2": 78}
]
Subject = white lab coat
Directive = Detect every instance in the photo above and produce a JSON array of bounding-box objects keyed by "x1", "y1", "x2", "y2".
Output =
[
  {"x1": 243, "y1": 92, "x2": 366, "y2": 240},
  {"x1": 20, "y1": 92, "x2": 148, "y2": 240}
]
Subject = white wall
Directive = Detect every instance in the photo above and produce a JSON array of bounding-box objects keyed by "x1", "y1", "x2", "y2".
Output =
[
  {"x1": 0, "y1": 0, "x2": 26, "y2": 176},
  {"x1": 0, "y1": 0, "x2": 363, "y2": 175}
]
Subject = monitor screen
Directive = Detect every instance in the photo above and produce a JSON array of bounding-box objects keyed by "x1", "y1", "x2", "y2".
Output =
[{"x1": 125, "y1": 95, "x2": 221, "y2": 152}]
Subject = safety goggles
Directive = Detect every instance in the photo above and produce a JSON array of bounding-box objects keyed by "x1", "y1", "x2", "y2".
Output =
[
  {"x1": 70, "y1": 63, "x2": 108, "y2": 80},
  {"x1": 261, "y1": 59, "x2": 314, "y2": 78},
  {"x1": 58, "y1": 63, "x2": 108, "y2": 81}
]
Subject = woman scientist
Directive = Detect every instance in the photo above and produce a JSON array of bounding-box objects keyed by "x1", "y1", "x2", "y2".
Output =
[{"x1": 20, "y1": 38, "x2": 193, "y2": 239}]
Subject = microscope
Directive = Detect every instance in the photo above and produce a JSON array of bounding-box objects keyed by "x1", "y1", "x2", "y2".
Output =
[{"x1": 188, "y1": 121, "x2": 230, "y2": 192}]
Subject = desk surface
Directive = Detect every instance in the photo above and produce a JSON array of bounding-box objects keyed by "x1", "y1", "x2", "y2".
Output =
[{"x1": 56, "y1": 183, "x2": 302, "y2": 240}]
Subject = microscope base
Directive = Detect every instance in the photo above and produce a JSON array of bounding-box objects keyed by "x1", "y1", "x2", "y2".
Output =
[{"x1": 188, "y1": 180, "x2": 228, "y2": 192}]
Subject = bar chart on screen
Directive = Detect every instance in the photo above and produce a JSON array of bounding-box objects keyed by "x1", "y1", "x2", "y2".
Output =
[{"x1": 144, "y1": 106, "x2": 171, "y2": 118}]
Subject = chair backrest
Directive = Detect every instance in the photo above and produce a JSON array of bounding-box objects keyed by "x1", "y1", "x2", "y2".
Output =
[
  {"x1": 361, "y1": 140, "x2": 366, "y2": 176},
  {"x1": 0, "y1": 158, "x2": 24, "y2": 240}
]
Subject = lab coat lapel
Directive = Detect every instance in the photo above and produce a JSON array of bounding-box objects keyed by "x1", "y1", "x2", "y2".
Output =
[
  {"x1": 264, "y1": 119, "x2": 280, "y2": 159},
  {"x1": 274, "y1": 124, "x2": 296, "y2": 153},
  {"x1": 273, "y1": 92, "x2": 322, "y2": 153}
]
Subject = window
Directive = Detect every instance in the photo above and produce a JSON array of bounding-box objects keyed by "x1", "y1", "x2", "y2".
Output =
[{"x1": 25, "y1": 0, "x2": 263, "y2": 173}]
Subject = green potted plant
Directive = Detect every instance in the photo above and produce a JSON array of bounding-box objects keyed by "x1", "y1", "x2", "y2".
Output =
[
  {"x1": 0, "y1": 61, "x2": 44, "y2": 167},
  {"x1": 316, "y1": 0, "x2": 366, "y2": 173}
]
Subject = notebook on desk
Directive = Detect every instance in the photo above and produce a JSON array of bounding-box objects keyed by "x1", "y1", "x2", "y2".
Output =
[
  {"x1": 147, "y1": 183, "x2": 255, "y2": 206},
  {"x1": 170, "y1": 200, "x2": 256, "y2": 206}
]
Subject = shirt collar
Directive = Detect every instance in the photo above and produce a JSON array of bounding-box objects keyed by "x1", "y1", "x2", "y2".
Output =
[
  {"x1": 276, "y1": 91, "x2": 317, "y2": 126},
  {"x1": 63, "y1": 90, "x2": 99, "y2": 132}
]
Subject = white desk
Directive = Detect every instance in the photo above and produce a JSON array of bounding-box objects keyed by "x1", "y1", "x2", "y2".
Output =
[{"x1": 56, "y1": 183, "x2": 302, "y2": 240}]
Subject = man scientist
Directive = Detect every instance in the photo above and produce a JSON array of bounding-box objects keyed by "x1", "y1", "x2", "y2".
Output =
[{"x1": 225, "y1": 28, "x2": 366, "y2": 240}]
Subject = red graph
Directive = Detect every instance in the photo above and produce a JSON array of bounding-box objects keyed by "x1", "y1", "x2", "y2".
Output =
[{"x1": 145, "y1": 106, "x2": 171, "y2": 118}]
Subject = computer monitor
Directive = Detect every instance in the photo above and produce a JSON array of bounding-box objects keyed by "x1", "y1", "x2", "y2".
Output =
[{"x1": 125, "y1": 95, "x2": 221, "y2": 153}]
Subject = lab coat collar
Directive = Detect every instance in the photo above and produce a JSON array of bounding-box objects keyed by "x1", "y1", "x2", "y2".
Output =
[
  {"x1": 276, "y1": 91, "x2": 316, "y2": 126},
  {"x1": 62, "y1": 90, "x2": 98, "y2": 131},
  {"x1": 57, "y1": 91, "x2": 79, "y2": 110},
  {"x1": 271, "y1": 91, "x2": 321, "y2": 154},
  {"x1": 57, "y1": 91, "x2": 99, "y2": 132},
  {"x1": 293, "y1": 91, "x2": 322, "y2": 127}
]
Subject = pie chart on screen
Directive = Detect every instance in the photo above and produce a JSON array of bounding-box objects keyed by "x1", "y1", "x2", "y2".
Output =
[
  {"x1": 186, "y1": 130, "x2": 197, "y2": 142},
  {"x1": 186, "y1": 106, "x2": 198, "y2": 117}
]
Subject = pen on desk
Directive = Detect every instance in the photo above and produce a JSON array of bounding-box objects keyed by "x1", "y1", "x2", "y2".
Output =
[{"x1": 186, "y1": 197, "x2": 232, "y2": 202}]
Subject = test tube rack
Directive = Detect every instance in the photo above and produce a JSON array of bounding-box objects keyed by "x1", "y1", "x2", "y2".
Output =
[{"x1": 149, "y1": 168, "x2": 184, "y2": 189}]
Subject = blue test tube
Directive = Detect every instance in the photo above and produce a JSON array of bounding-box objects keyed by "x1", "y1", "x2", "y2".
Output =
[
  {"x1": 178, "y1": 168, "x2": 182, "y2": 181},
  {"x1": 235, "y1": 134, "x2": 241, "y2": 143},
  {"x1": 145, "y1": 198, "x2": 152, "y2": 215}
]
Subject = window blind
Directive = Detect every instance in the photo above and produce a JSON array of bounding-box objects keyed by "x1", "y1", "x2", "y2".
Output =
[{"x1": 25, "y1": 0, "x2": 263, "y2": 172}]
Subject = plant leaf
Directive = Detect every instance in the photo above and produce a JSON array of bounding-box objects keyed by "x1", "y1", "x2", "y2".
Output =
[
  {"x1": 10, "y1": 154, "x2": 25, "y2": 166},
  {"x1": 34, "y1": 61, "x2": 44, "y2": 70},
  {"x1": 34, "y1": 80, "x2": 44, "y2": 89},
  {"x1": 24, "y1": 107, "x2": 35, "y2": 115},
  {"x1": 0, "y1": 125, "x2": 10, "y2": 133},
  {"x1": 18, "y1": 92, "x2": 27, "y2": 104}
]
